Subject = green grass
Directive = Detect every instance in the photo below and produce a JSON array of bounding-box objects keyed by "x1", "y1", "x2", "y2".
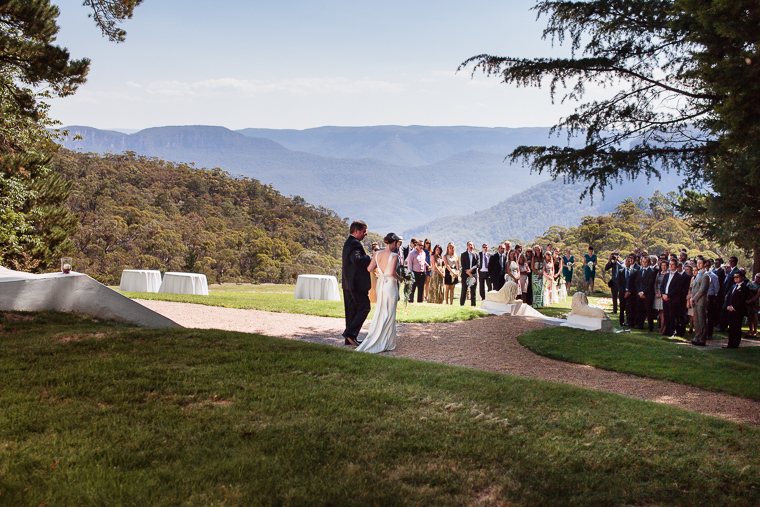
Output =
[
  {"x1": 1, "y1": 312, "x2": 759, "y2": 506},
  {"x1": 524, "y1": 294, "x2": 760, "y2": 400},
  {"x1": 120, "y1": 283, "x2": 487, "y2": 323}
]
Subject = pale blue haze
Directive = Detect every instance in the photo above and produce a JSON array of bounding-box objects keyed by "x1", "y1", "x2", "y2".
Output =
[{"x1": 49, "y1": 0, "x2": 592, "y2": 130}]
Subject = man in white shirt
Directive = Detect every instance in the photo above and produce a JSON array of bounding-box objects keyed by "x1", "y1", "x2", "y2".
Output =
[
  {"x1": 660, "y1": 259, "x2": 681, "y2": 336},
  {"x1": 478, "y1": 243, "x2": 492, "y2": 301},
  {"x1": 460, "y1": 241, "x2": 480, "y2": 306}
]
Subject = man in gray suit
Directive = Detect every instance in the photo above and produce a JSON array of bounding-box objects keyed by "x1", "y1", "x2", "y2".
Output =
[{"x1": 689, "y1": 257, "x2": 710, "y2": 346}]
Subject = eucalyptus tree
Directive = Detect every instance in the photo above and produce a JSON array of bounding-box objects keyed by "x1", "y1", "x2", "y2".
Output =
[{"x1": 462, "y1": 0, "x2": 760, "y2": 271}]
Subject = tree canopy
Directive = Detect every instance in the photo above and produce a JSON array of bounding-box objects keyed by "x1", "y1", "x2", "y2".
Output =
[
  {"x1": 52, "y1": 150, "x2": 350, "y2": 284},
  {"x1": 0, "y1": 0, "x2": 142, "y2": 268},
  {"x1": 462, "y1": 0, "x2": 760, "y2": 271}
]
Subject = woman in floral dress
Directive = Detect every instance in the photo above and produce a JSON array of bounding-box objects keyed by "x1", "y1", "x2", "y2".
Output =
[
  {"x1": 542, "y1": 251, "x2": 556, "y2": 304},
  {"x1": 531, "y1": 245, "x2": 544, "y2": 308},
  {"x1": 518, "y1": 253, "x2": 530, "y2": 300},
  {"x1": 428, "y1": 244, "x2": 445, "y2": 304}
]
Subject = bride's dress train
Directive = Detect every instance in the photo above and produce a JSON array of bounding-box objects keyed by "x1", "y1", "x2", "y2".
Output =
[{"x1": 356, "y1": 252, "x2": 398, "y2": 353}]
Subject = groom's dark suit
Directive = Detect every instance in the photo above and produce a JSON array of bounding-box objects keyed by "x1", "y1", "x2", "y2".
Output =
[{"x1": 342, "y1": 235, "x2": 371, "y2": 341}]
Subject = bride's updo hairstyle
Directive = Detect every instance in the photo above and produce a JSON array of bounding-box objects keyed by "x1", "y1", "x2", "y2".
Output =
[{"x1": 383, "y1": 232, "x2": 399, "y2": 245}]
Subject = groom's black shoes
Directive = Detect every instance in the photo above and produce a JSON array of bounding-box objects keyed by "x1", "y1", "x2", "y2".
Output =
[{"x1": 343, "y1": 334, "x2": 359, "y2": 346}]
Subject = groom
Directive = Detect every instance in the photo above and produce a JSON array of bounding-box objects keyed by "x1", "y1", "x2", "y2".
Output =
[{"x1": 341, "y1": 220, "x2": 372, "y2": 346}]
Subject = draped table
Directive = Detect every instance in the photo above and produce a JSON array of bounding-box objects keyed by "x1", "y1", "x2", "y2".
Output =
[
  {"x1": 294, "y1": 274, "x2": 341, "y2": 301},
  {"x1": 119, "y1": 269, "x2": 162, "y2": 293},
  {"x1": 158, "y1": 272, "x2": 209, "y2": 295}
]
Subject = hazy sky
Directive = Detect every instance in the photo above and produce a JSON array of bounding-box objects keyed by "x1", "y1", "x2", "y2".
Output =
[{"x1": 50, "y1": 0, "x2": 591, "y2": 130}]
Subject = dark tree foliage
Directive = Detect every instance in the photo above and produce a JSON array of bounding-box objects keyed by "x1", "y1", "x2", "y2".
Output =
[
  {"x1": 0, "y1": 0, "x2": 142, "y2": 268},
  {"x1": 83, "y1": 0, "x2": 142, "y2": 42},
  {"x1": 462, "y1": 0, "x2": 760, "y2": 270}
]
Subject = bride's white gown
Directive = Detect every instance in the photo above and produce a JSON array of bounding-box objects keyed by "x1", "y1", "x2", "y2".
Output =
[{"x1": 356, "y1": 252, "x2": 398, "y2": 353}]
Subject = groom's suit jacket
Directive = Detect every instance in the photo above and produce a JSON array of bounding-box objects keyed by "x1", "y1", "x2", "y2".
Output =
[{"x1": 342, "y1": 236, "x2": 371, "y2": 292}]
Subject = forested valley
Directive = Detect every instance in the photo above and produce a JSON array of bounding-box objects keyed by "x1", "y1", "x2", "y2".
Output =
[
  {"x1": 52, "y1": 150, "x2": 349, "y2": 285},
  {"x1": 47, "y1": 151, "x2": 749, "y2": 289}
]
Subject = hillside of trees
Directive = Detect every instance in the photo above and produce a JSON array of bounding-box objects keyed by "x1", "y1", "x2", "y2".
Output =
[
  {"x1": 51, "y1": 150, "x2": 351, "y2": 285},
  {"x1": 525, "y1": 192, "x2": 752, "y2": 292}
]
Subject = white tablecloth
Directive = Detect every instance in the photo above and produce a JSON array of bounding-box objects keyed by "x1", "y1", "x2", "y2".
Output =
[
  {"x1": 294, "y1": 274, "x2": 341, "y2": 301},
  {"x1": 119, "y1": 269, "x2": 162, "y2": 293},
  {"x1": 158, "y1": 272, "x2": 209, "y2": 295}
]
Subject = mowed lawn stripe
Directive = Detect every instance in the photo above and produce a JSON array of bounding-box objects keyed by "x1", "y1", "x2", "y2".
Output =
[{"x1": 0, "y1": 312, "x2": 759, "y2": 506}]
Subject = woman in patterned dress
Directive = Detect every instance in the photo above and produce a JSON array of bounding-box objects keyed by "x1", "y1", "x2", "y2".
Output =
[
  {"x1": 518, "y1": 253, "x2": 530, "y2": 300},
  {"x1": 428, "y1": 244, "x2": 445, "y2": 304},
  {"x1": 542, "y1": 251, "x2": 555, "y2": 304},
  {"x1": 531, "y1": 245, "x2": 544, "y2": 308}
]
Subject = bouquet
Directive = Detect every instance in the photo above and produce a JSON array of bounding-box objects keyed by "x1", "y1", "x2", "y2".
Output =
[{"x1": 587, "y1": 261, "x2": 595, "y2": 269}]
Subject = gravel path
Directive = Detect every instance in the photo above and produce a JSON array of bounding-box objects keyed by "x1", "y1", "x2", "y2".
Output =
[{"x1": 136, "y1": 300, "x2": 760, "y2": 426}]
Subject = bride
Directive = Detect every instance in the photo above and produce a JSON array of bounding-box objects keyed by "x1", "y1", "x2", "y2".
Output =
[{"x1": 356, "y1": 233, "x2": 402, "y2": 353}]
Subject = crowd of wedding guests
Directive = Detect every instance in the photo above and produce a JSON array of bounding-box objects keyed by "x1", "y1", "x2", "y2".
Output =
[
  {"x1": 367, "y1": 237, "x2": 759, "y2": 349},
  {"x1": 369, "y1": 236, "x2": 575, "y2": 309},
  {"x1": 602, "y1": 248, "x2": 760, "y2": 348}
]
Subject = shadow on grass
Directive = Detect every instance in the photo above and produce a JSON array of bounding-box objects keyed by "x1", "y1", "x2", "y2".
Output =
[{"x1": 1, "y1": 311, "x2": 760, "y2": 506}]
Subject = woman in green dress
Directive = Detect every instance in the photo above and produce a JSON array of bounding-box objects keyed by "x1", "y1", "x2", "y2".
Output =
[
  {"x1": 531, "y1": 245, "x2": 544, "y2": 308},
  {"x1": 583, "y1": 246, "x2": 597, "y2": 294},
  {"x1": 562, "y1": 248, "x2": 575, "y2": 286}
]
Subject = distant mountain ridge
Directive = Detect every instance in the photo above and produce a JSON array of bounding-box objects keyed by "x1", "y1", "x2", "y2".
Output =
[
  {"x1": 235, "y1": 125, "x2": 562, "y2": 166},
  {"x1": 403, "y1": 173, "x2": 683, "y2": 249},
  {"x1": 59, "y1": 125, "x2": 562, "y2": 232},
  {"x1": 59, "y1": 124, "x2": 683, "y2": 243}
]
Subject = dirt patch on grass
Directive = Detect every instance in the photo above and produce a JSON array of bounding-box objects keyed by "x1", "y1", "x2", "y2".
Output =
[
  {"x1": 55, "y1": 332, "x2": 107, "y2": 343},
  {"x1": 1, "y1": 312, "x2": 34, "y2": 321}
]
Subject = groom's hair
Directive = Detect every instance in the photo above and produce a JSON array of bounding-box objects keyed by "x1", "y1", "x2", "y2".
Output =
[{"x1": 349, "y1": 220, "x2": 367, "y2": 233}]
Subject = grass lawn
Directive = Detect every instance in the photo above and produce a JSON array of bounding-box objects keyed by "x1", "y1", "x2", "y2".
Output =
[
  {"x1": 1, "y1": 312, "x2": 759, "y2": 506},
  {"x1": 120, "y1": 283, "x2": 487, "y2": 324},
  {"x1": 525, "y1": 294, "x2": 760, "y2": 400}
]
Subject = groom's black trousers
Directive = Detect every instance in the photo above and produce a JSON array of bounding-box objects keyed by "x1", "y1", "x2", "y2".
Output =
[{"x1": 343, "y1": 289, "x2": 370, "y2": 340}]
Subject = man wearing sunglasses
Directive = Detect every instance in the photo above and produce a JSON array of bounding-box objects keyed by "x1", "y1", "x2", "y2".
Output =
[{"x1": 724, "y1": 270, "x2": 751, "y2": 349}]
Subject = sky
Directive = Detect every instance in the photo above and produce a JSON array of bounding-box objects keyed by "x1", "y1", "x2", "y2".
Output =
[{"x1": 49, "y1": 0, "x2": 589, "y2": 131}]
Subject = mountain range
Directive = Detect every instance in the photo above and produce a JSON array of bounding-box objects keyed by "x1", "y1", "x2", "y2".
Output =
[{"x1": 59, "y1": 125, "x2": 682, "y2": 247}]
